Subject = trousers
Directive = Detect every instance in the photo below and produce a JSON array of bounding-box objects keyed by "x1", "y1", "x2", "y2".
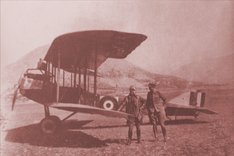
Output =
[{"x1": 128, "y1": 117, "x2": 141, "y2": 141}]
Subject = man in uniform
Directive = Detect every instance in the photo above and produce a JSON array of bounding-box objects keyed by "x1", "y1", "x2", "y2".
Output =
[
  {"x1": 118, "y1": 85, "x2": 145, "y2": 145},
  {"x1": 146, "y1": 82, "x2": 167, "y2": 142}
]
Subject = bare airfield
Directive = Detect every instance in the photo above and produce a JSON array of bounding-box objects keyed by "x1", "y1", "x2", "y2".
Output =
[{"x1": 1, "y1": 87, "x2": 234, "y2": 156}]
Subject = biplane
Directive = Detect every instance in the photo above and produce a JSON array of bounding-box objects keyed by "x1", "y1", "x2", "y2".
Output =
[
  {"x1": 12, "y1": 30, "x2": 147, "y2": 134},
  {"x1": 11, "y1": 30, "x2": 216, "y2": 135}
]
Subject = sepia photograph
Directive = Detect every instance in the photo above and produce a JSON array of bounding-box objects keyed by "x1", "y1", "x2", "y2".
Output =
[{"x1": 1, "y1": 0, "x2": 234, "y2": 155}]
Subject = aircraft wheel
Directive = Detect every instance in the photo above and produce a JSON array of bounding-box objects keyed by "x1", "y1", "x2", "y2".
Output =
[
  {"x1": 40, "y1": 116, "x2": 61, "y2": 134},
  {"x1": 100, "y1": 96, "x2": 117, "y2": 110},
  {"x1": 50, "y1": 115, "x2": 61, "y2": 124}
]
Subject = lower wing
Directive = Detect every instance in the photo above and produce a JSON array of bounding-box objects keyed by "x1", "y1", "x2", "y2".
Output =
[{"x1": 50, "y1": 103, "x2": 133, "y2": 119}]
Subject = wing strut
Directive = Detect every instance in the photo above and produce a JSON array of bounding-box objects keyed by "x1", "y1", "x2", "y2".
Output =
[
  {"x1": 62, "y1": 111, "x2": 77, "y2": 121},
  {"x1": 94, "y1": 44, "x2": 98, "y2": 107},
  {"x1": 74, "y1": 66, "x2": 77, "y2": 88},
  {"x1": 83, "y1": 57, "x2": 87, "y2": 104},
  {"x1": 78, "y1": 68, "x2": 81, "y2": 85},
  {"x1": 56, "y1": 53, "x2": 61, "y2": 102}
]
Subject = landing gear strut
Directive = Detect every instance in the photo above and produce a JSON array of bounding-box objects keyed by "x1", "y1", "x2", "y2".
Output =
[{"x1": 40, "y1": 106, "x2": 61, "y2": 134}]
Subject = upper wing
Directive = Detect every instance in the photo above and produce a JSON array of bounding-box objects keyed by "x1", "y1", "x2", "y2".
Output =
[
  {"x1": 44, "y1": 30, "x2": 147, "y2": 72},
  {"x1": 166, "y1": 103, "x2": 218, "y2": 114},
  {"x1": 50, "y1": 103, "x2": 133, "y2": 119}
]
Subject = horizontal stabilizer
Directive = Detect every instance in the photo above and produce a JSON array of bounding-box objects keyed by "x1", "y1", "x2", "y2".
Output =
[{"x1": 166, "y1": 103, "x2": 218, "y2": 114}]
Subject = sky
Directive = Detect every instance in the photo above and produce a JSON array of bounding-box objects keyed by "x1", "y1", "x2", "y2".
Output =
[{"x1": 1, "y1": 0, "x2": 234, "y2": 74}]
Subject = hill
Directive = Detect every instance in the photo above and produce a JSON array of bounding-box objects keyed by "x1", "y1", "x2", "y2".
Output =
[
  {"x1": 98, "y1": 59, "x2": 189, "y2": 90},
  {"x1": 1, "y1": 45, "x2": 49, "y2": 93},
  {"x1": 172, "y1": 53, "x2": 234, "y2": 84}
]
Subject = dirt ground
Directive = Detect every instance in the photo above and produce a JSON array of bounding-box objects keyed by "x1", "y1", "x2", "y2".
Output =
[{"x1": 1, "y1": 88, "x2": 234, "y2": 156}]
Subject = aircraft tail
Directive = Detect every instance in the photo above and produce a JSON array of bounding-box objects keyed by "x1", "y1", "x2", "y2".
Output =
[
  {"x1": 168, "y1": 90, "x2": 206, "y2": 108},
  {"x1": 189, "y1": 91, "x2": 206, "y2": 107}
]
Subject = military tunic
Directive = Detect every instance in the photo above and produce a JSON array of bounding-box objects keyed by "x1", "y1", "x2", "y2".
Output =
[
  {"x1": 146, "y1": 91, "x2": 166, "y2": 124},
  {"x1": 120, "y1": 94, "x2": 145, "y2": 124}
]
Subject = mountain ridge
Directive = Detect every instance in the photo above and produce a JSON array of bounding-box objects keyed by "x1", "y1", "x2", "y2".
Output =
[{"x1": 172, "y1": 53, "x2": 234, "y2": 84}]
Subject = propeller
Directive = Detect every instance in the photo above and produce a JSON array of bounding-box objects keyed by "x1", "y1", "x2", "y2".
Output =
[
  {"x1": 12, "y1": 86, "x2": 19, "y2": 111},
  {"x1": 11, "y1": 74, "x2": 24, "y2": 111}
]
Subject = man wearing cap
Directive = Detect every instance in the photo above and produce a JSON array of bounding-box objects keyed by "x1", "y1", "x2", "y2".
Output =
[
  {"x1": 146, "y1": 82, "x2": 167, "y2": 142},
  {"x1": 118, "y1": 85, "x2": 145, "y2": 145}
]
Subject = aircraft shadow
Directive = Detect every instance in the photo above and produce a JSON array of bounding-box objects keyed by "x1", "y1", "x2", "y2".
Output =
[
  {"x1": 64, "y1": 119, "x2": 94, "y2": 129},
  {"x1": 5, "y1": 119, "x2": 208, "y2": 147},
  {"x1": 164, "y1": 119, "x2": 209, "y2": 125},
  {"x1": 66, "y1": 118, "x2": 209, "y2": 130},
  {"x1": 5, "y1": 122, "x2": 107, "y2": 148}
]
